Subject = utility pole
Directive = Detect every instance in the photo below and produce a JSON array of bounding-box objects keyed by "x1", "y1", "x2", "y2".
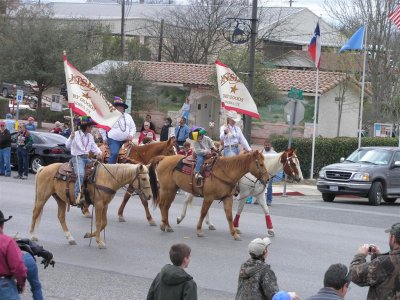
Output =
[
  {"x1": 120, "y1": 0, "x2": 125, "y2": 59},
  {"x1": 289, "y1": 0, "x2": 295, "y2": 7},
  {"x1": 158, "y1": 19, "x2": 164, "y2": 62},
  {"x1": 244, "y1": 0, "x2": 257, "y2": 143}
]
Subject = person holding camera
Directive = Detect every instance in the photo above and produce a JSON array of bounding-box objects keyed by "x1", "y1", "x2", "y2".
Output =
[
  {"x1": 350, "y1": 222, "x2": 400, "y2": 299},
  {"x1": 304, "y1": 263, "x2": 351, "y2": 299}
]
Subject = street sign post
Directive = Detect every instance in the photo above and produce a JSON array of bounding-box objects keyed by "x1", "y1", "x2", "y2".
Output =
[
  {"x1": 16, "y1": 89, "x2": 24, "y2": 122},
  {"x1": 126, "y1": 85, "x2": 132, "y2": 114}
]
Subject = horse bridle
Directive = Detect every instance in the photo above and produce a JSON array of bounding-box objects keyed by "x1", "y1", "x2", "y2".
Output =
[{"x1": 282, "y1": 154, "x2": 299, "y2": 180}]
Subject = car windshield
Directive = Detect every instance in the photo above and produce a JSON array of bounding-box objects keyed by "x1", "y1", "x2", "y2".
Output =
[{"x1": 347, "y1": 149, "x2": 392, "y2": 165}]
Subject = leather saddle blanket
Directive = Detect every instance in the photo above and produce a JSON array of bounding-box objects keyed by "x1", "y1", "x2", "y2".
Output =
[
  {"x1": 175, "y1": 155, "x2": 217, "y2": 178},
  {"x1": 55, "y1": 160, "x2": 98, "y2": 183}
]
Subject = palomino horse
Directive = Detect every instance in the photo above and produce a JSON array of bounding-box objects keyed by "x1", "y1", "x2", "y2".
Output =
[
  {"x1": 86, "y1": 138, "x2": 176, "y2": 224},
  {"x1": 149, "y1": 151, "x2": 269, "y2": 240},
  {"x1": 177, "y1": 149, "x2": 303, "y2": 236},
  {"x1": 30, "y1": 163, "x2": 152, "y2": 249}
]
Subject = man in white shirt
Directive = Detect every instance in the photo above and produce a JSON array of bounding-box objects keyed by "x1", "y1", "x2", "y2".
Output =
[
  {"x1": 220, "y1": 110, "x2": 251, "y2": 157},
  {"x1": 99, "y1": 96, "x2": 136, "y2": 164},
  {"x1": 66, "y1": 116, "x2": 102, "y2": 206}
]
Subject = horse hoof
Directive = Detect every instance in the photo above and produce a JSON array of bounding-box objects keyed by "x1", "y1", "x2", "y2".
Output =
[
  {"x1": 84, "y1": 232, "x2": 91, "y2": 238},
  {"x1": 160, "y1": 225, "x2": 166, "y2": 232},
  {"x1": 197, "y1": 232, "x2": 205, "y2": 237},
  {"x1": 166, "y1": 227, "x2": 174, "y2": 232},
  {"x1": 268, "y1": 229, "x2": 275, "y2": 237},
  {"x1": 233, "y1": 234, "x2": 242, "y2": 241},
  {"x1": 118, "y1": 216, "x2": 126, "y2": 222},
  {"x1": 83, "y1": 212, "x2": 92, "y2": 219},
  {"x1": 31, "y1": 236, "x2": 38, "y2": 242},
  {"x1": 235, "y1": 228, "x2": 241, "y2": 234},
  {"x1": 208, "y1": 225, "x2": 216, "y2": 230},
  {"x1": 68, "y1": 239, "x2": 77, "y2": 245},
  {"x1": 98, "y1": 242, "x2": 107, "y2": 249},
  {"x1": 149, "y1": 220, "x2": 157, "y2": 226},
  {"x1": 176, "y1": 217, "x2": 182, "y2": 224}
]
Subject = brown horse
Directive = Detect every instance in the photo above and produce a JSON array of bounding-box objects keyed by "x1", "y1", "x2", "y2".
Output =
[
  {"x1": 30, "y1": 163, "x2": 152, "y2": 249},
  {"x1": 149, "y1": 151, "x2": 269, "y2": 240},
  {"x1": 84, "y1": 138, "x2": 176, "y2": 224}
]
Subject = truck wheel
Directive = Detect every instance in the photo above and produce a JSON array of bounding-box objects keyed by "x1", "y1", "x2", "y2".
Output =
[
  {"x1": 322, "y1": 193, "x2": 335, "y2": 202},
  {"x1": 368, "y1": 182, "x2": 383, "y2": 206},
  {"x1": 383, "y1": 197, "x2": 397, "y2": 203}
]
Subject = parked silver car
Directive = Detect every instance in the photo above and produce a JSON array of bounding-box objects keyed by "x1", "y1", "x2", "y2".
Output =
[{"x1": 317, "y1": 147, "x2": 400, "y2": 205}]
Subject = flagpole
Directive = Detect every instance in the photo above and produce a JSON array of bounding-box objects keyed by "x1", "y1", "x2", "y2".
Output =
[
  {"x1": 310, "y1": 68, "x2": 319, "y2": 179},
  {"x1": 358, "y1": 24, "x2": 368, "y2": 149}
]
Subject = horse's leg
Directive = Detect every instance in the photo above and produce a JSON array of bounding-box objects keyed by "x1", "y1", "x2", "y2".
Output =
[
  {"x1": 30, "y1": 195, "x2": 50, "y2": 242},
  {"x1": 54, "y1": 196, "x2": 76, "y2": 245},
  {"x1": 139, "y1": 193, "x2": 156, "y2": 226},
  {"x1": 117, "y1": 188, "x2": 132, "y2": 222},
  {"x1": 81, "y1": 204, "x2": 92, "y2": 218},
  {"x1": 204, "y1": 209, "x2": 216, "y2": 231},
  {"x1": 233, "y1": 189, "x2": 250, "y2": 234},
  {"x1": 159, "y1": 190, "x2": 175, "y2": 233},
  {"x1": 84, "y1": 203, "x2": 107, "y2": 249},
  {"x1": 222, "y1": 196, "x2": 241, "y2": 241},
  {"x1": 196, "y1": 197, "x2": 214, "y2": 238},
  {"x1": 176, "y1": 192, "x2": 191, "y2": 224},
  {"x1": 258, "y1": 193, "x2": 274, "y2": 237}
]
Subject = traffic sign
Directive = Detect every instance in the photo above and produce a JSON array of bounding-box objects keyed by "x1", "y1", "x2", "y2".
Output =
[
  {"x1": 288, "y1": 87, "x2": 304, "y2": 100},
  {"x1": 16, "y1": 89, "x2": 24, "y2": 103},
  {"x1": 284, "y1": 100, "x2": 305, "y2": 125}
]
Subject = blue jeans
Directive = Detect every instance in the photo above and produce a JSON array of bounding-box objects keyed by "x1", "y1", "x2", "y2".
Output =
[
  {"x1": 0, "y1": 277, "x2": 20, "y2": 300},
  {"x1": 0, "y1": 147, "x2": 11, "y2": 175},
  {"x1": 223, "y1": 145, "x2": 239, "y2": 157},
  {"x1": 23, "y1": 252, "x2": 43, "y2": 300},
  {"x1": 266, "y1": 180, "x2": 273, "y2": 204},
  {"x1": 71, "y1": 155, "x2": 91, "y2": 198},
  {"x1": 107, "y1": 138, "x2": 125, "y2": 164},
  {"x1": 17, "y1": 147, "x2": 29, "y2": 176},
  {"x1": 195, "y1": 154, "x2": 205, "y2": 173}
]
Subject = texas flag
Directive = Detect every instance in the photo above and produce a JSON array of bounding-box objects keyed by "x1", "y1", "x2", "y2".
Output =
[
  {"x1": 63, "y1": 53, "x2": 121, "y2": 130},
  {"x1": 308, "y1": 22, "x2": 321, "y2": 69}
]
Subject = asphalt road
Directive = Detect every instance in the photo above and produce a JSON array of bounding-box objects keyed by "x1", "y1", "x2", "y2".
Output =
[{"x1": 1, "y1": 174, "x2": 399, "y2": 300}]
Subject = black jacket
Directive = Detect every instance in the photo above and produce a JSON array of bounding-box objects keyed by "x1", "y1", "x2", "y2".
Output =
[{"x1": 0, "y1": 128, "x2": 11, "y2": 149}]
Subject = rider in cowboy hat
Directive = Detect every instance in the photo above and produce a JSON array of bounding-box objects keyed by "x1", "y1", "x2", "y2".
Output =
[
  {"x1": 0, "y1": 210, "x2": 27, "y2": 297},
  {"x1": 220, "y1": 110, "x2": 251, "y2": 157},
  {"x1": 99, "y1": 96, "x2": 136, "y2": 164}
]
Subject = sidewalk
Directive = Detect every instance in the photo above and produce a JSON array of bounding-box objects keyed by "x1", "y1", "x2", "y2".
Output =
[{"x1": 272, "y1": 180, "x2": 320, "y2": 197}]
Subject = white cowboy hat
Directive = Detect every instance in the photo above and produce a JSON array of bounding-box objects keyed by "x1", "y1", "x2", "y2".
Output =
[{"x1": 226, "y1": 110, "x2": 241, "y2": 123}]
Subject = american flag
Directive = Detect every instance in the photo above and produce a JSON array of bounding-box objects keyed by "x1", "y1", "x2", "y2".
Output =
[{"x1": 388, "y1": 5, "x2": 400, "y2": 29}]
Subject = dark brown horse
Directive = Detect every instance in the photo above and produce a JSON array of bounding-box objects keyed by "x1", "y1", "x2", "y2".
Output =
[
  {"x1": 149, "y1": 151, "x2": 269, "y2": 240},
  {"x1": 93, "y1": 138, "x2": 176, "y2": 224}
]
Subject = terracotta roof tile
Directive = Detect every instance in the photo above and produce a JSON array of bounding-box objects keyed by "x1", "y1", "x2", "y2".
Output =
[{"x1": 129, "y1": 60, "x2": 347, "y2": 94}]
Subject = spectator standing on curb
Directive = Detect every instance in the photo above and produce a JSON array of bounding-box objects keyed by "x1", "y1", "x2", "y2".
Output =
[
  {"x1": 175, "y1": 117, "x2": 190, "y2": 150},
  {"x1": 138, "y1": 121, "x2": 157, "y2": 144},
  {"x1": 263, "y1": 139, "x2": 277, "y2": 206},
  {"x1": 61, "y1": 123, "x2": 71, "y2": 138},
  {"x1": 0, "y1": 210, "x2": 27, "y2": 299},
  {"x1": 147, "y1": 243, "x2": 197, "y2": 300},
  {"x1": 181, "y1": 97, "x2": 191, "y2": 122},
  {"x1": 350, "y1": 223, "x2": 400, "y2": 299},
  {"x1": 0, "y1": 121, "x2": 12, "y2": 177},
  {"x1": 16, "y1": 238, "x2": 55, "y2": 300},
  {"x1": 220, "y1": 110, "x2": 251, "y2": 157},
  {"x1": 25, "y1": 117, "x2": 36, "y2": 131},
  {"x1": 140, "y1": 114, "x2": 156, "y2": 133},
  {"x1": 49, "y1": 121, "x2": 62, "y2": 134},
  {"x1": 99, "y1": 96, "x2": 136, "y2": 164},
  {"x1": 5, "y1": 113, "x2": 15, "y2": 134},
  {"x1": 160, "y1": 117, "x2": 173, "y2": 142},
  {"x1": 14, "y1": 123, "x2": 33, "y2": 180},
  {"x1": 304, "y1": 263, "x2": 351, "y2": 300}
]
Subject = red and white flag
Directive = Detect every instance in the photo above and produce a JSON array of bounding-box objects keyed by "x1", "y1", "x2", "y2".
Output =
[
  {"x1": 389, "y1": 5, "x2": 400, "y2": 29},
  {"x1": 63, "y1": 54, "x2": 121, "y2": 130},
  {"x1": 215, "y1": 60, "x2": 260, "y2": 119},
  {"x1": 308, "y1": 22, "x2": 321, "y2": 69}
]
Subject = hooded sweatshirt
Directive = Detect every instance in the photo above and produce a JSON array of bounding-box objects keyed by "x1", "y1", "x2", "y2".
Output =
[
  {"x1": 236, "y1": 258, "x2": 279, "y2": 300},
  {"x1": 147, "y1": 264, "x2": 197, "y2": 300}
]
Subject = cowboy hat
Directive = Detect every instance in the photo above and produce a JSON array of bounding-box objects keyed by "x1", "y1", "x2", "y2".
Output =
[
  {"x1": 226, "y1": 110, "x2": 241, "y2": 123},
  {"x1": 113, "y1": 96, "x2": 128, "y2": 109},
  {"x1": 0, "y1": 210, "x2": 12, "y2": 223}
]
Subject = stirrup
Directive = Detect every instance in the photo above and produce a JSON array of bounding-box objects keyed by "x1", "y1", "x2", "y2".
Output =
[{"x1": 195, "y1": 172, "x2": 203, "y2": 179}]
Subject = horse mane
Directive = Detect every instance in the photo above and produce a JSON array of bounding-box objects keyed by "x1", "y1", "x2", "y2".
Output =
[
  {"x1": 97, "y1": 163, "x2": 139, "y2": 187},
  {"x1": 218, "y1": 152, "x2": 254, "y2": 172}
]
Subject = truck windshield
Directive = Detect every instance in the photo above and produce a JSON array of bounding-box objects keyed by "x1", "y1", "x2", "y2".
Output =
[{"x1": 347, "y1": 149, "x2": 391, "y2": 165}]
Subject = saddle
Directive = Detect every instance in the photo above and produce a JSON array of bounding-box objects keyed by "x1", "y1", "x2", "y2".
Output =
[
  {"x1": 98, "y1": 142, "x2": 140, "y2": 164},
  {"x1": 55, "y1": 160, "x2": 98, "y2": 206},
  {"x1": 175, "y1": 154, "x2": 218, "y2": 179}
]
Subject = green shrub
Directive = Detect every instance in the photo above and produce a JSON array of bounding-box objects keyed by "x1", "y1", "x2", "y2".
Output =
[
  {"x1": 271, "y1": 137, "x2": 399, "y2": 179},
  {"x1": 18, "y1": 108, "x2": 69, "y2": 123}
]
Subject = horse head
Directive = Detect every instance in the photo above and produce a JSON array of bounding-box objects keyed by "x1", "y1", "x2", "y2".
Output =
[
  {"x1": 249, "y1": 150, "x2": 269, "y2": 185},
  {"x1": 163, "y1": 137, "x2": 177, "y2": 155},
  {"x1": 131, "y1": 164, "x2": 152, "y2": 201},
  {"x1": 280, "y1": 149, "x2": 303, "y2": 183}
]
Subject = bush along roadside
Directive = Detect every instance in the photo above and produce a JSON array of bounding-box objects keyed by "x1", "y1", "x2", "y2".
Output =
[{"x1": 271, "y1": 136, "x2": 400, "y2": 179}]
